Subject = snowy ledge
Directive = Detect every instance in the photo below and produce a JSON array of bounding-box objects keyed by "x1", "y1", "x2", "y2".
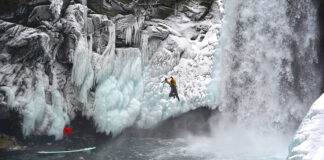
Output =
[{"x1": 287, "y1": 94, "x2": 324, "y2": 160}]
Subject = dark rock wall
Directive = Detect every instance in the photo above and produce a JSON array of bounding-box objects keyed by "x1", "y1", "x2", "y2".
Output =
[
  {"x1": 317, "y1": 0, "x2": 324, "y2": 92},
  {"x1": 0, "y1": 0, "x2": 70, "y2": 25}
]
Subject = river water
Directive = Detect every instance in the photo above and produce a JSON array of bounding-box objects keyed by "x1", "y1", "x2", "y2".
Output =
[{"x1": 1, "y1": 118, "x2": 289, "y2": 160}]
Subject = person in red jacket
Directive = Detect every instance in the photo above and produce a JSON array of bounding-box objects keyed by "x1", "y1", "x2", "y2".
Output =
[{"x1": 63, "y1": 126, "x2": 74, "y2": 137}]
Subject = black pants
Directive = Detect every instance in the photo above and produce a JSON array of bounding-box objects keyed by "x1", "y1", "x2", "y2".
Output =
[{"x1": 169, "y1": 84, "x2": 180, "y2": 101}]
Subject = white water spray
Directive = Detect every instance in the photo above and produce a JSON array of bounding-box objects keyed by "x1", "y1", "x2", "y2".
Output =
[{"x1": 214, "y1": 0, "x2": 321, "y2": 132}]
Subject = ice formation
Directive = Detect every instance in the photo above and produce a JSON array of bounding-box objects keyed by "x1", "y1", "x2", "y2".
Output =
[
  {"x1": 287, "y1": 94, "x2": 324, "y2": 160},
  {"x1": 21, "y1": 63, "x2": 69, "y2": 140},
  {"x1": 125, "y1": 17, "x2": 144, "y2": 46},
  {"x1": 71, "y1": 37, "x2": 94, "y2": 105},
  {"x1": 47, "y1": 64, "x2": 69, "y2": 140},
  {"x1": 22, "y1": 64, "x2": 48, "y2": 137},
  {"x1": 0, "y1": 86, "x2": 15, "y2": 108},
  {"x1": 94, "y1": 48, "x2": 143, "y2": 135}
]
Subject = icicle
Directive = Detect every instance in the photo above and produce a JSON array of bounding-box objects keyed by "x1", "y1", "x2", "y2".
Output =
[
  {"x1": 82, "y1": 0, "x2": 88, "y2": 35},
  {"x1": 140, "y1": 31, "x2": 149, "y2": 66},
  {"x1": 174, "y1": 2, "x2": 178, "y2": 16},
  {"x1": 71, "y1": 37, "x2": 94, "y2": 105},
  {"x1": 22, "y1": 64, "x2": 48, "y2": 137},
  {"x1": 92, "y1": 20, "x2": 146, "y2": 136},
  {"x1": 96, "y1": 21, "x2": 116, "y2": 83},
  {"x1": 125, "y1": 27, "x2": 132, "y2": 45},
  {"x1": 124, "y1": 16, "x2": 145, "y2": 46},
  {"x1": 47, "y1": 65, "x2": 69, "y2": 140}
]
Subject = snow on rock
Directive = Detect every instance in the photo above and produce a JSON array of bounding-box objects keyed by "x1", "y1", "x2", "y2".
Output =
[
  {"x1": 49, "y1": 0, "x2": 64, "y2": 20},
  {"x1": 287, "y1": 94, "x2": 324, "y2": 160}
]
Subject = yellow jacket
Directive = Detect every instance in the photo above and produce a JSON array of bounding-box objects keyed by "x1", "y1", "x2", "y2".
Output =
[{"x1": 165, "y1": 78, "x2": 177, "y2": 88}]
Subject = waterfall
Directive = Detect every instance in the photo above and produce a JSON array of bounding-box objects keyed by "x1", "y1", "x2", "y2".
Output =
[{"x1": 213, "y1": 0, "x2": 321, "y2": 132}]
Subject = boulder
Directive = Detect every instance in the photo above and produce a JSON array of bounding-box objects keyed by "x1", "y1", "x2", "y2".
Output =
[
  {"x1": 0, "y1": 134, "x2": 24, "y2": 151},
  {"x1": 0, "y1": 0, "x2": 70, "y2": 25},
  {"x1": 27, "y1": 5, "x2": 54, "y2": 27},
  {"x1": 89, "y1": 14, "x2": 110, "y2": 54},
  {"x1": 0, "y1": 20, "x2": 51, "y2": 63}
]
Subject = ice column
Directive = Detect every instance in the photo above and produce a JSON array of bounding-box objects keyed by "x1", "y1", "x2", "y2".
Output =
[
  {"x1": 125, "y1": 16, "x2": 145, "y2": 46},
  {"x1": 22, "y1": 64, "x2": 48, "y2": 136},
  {"x1": 71, "y1": 37, "x2": 94, "y2": 105},
  {"x1": 47, "y1": 65, "x2": 69, "y2": 140}
]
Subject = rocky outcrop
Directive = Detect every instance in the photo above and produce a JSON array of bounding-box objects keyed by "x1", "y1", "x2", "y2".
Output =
[
  {"x1": 0, "y1": 20, "x2": 51, "y2": 63},
  {"x1": 0, "y1": 134, "x2": 24, "y2": 151},
  {"x1": 0, "y1": 0, "x2": 70, "y2": 25}
]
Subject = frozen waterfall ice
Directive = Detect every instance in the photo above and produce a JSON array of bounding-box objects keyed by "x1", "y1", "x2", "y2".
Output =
[
  {"x1": 94, "y1": 48, "x2": 143, "y2": 136},
  {"x1": 66, "y1": 1, "x2": 225, "y2": 136}
]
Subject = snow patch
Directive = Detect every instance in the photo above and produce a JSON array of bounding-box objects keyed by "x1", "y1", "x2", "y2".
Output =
[
  {"x1": 49, "y1": 0, "x2": 63, "y2": 19},
  {"x1": 288, "y1": 94, "x2": 324, "y2": 160}
]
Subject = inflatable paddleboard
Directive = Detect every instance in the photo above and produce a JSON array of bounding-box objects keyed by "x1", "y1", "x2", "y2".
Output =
[{"x1": 37, "y1": 147, "x2": 96, "y2": 154}]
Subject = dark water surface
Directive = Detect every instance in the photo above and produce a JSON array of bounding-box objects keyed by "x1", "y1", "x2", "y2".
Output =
[
  {"x1": 0, "y1": 135, "x2": 286, "y2": 160},
  {"x1": 0, "y1": 109, "x2": 287, "y2": 160}
]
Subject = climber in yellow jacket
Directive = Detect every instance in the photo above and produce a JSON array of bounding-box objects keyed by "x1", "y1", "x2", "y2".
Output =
[{"x1": 165, "y1": 76, "x2": 180, "y2": 101}]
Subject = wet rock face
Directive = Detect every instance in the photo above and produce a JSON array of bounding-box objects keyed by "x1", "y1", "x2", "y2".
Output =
[
  {"x1": 0, "y1": 3, "x2": 111, "y2": 112},
  {"x1": 27, "y1": 5, "x2": 54, "y2": 27},
  {"x1": 84, "y1": 0, "x2": 213, "y2": 20},
  {"x1": 0, "y1": 0, "x2": 34, "y2": 24},
  {"x1": 0, "y1": 20, "x2": 51, "y2": 63}
]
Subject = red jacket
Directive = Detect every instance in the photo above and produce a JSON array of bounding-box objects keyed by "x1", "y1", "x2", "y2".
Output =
[{"x1": 63, "y1": 127, "x2": 74, "y2": 136}]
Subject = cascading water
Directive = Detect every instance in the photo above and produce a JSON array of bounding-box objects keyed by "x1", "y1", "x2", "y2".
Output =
[
  {"x1": 214, "y1": 0, "x2": 321, "y2": 132},
  {"x1": 183, "y1": 0, "x2": 322, "y2": 159}
]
